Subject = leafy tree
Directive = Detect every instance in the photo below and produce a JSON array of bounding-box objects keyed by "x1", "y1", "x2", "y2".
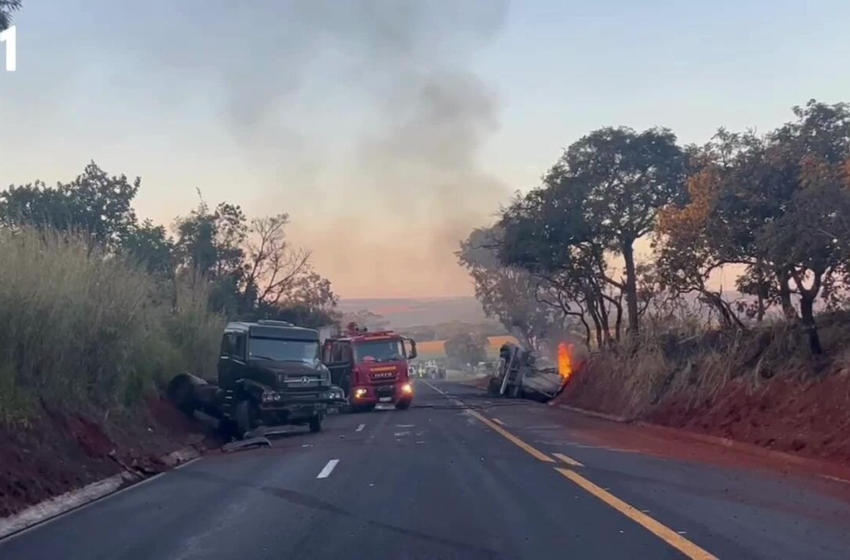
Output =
[
  {"x1": 662, "y1": 101, "x2": 850, "y2": 352},
  {"x1": 122, "y1": 219, "x2": 174, "y2": 279},
  {"x1": 457, "y1": 226, "x2": 555, "y2": 349},
  {"x1": 497, "y1": 178, "x2": 627, "y2": 347},
  {"x1": 172, "y1": 199, "x2": 338, "y2": 321},
  {"x1": 654, "y1": 160, "x2": 745, "y2": 328},
  {"x1": 0, "y1": 0, "x2": 21, "y2": 31},
  {"x1": 444, "y1": 332, "x2": 487, "y2": 367},
  {"x1": 550, "y1": 127, "x2": 687, "y2": 333},
  {"x1": 0, "y1": 162, "x2": 140, "y2": 248},
  {"x1": 760, "y1": 101, "x2": 850, "y2": 352}
]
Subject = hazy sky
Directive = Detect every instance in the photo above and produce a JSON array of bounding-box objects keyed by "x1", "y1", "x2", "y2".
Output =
[{"x1": 2, "y1": 1, "x2": 849, "y2": 299}]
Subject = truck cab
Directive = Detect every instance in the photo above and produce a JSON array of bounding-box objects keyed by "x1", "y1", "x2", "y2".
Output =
[
  {"x1": 321, "y1": 329, "x2": 417, "y2": 412},
  {"x1": 217, "y1": 320, "x2": 339, "y2": 436}
]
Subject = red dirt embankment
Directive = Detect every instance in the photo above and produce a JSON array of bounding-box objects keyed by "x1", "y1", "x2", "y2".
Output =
[
  {"x1": 0, "y1": 397, "x2": 219, "y2": 518},
  {"x1": 556, "y1": 348, "x2": 850, "y2": 468}
]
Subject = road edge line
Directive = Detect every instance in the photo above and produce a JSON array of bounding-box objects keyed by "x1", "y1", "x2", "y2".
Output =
[
  {"x1": 555, "y1": 468, "x2": 717, "y2": 560},
  {"x1": 0, "y1": 446, "x2": 202, "y2": 541}
]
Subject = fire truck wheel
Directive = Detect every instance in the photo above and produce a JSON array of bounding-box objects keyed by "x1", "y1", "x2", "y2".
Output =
[{"x1": 395, "y1": 400, "x2": 411, "y2": 410}]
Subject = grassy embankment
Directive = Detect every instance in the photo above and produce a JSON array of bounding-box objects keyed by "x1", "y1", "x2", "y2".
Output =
[
  {"x1": 0, "y1": 228, "x2": 223, "y2": 426},
  {"x1": 558, "y1": 315, "x2": 850, "y2": 465}
]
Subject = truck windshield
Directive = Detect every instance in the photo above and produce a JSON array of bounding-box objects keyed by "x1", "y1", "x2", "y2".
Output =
[
  {"x1": 248, "y1": 338, "x2": 318, "y2": 363},
  {"x1": 354, "y1": 339, "x2": 405, "y2": 363}
]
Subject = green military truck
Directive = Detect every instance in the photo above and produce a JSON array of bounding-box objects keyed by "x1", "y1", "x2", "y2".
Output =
[{"x1": 168, "y1": 320, "x2": 345, "y2": 439}]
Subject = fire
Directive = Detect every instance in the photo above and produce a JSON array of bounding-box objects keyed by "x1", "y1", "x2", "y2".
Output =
[{"x1": 557, "y1": 342, "x2": 573, "y2": 381}]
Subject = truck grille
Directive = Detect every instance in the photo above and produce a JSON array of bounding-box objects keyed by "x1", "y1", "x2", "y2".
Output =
[
  {"x1": 375, "y1": 384, "x2": 395, "y2": 398},
  {"x1": 280, "y1": 374, "x2": 323, "y2": 388}
]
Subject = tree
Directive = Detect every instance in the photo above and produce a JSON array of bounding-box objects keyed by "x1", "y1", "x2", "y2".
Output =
[
  {"x1": 122, "y1": 219, "x2": 175, "y2": 279},
  {"x1": 663, "y1": 101, "x2": 850, "y2": 352},
  {"x1": 0, "y1": 0, "x2": 21, "y2": 31},
  {"x1": 654, "y1": 160, "x2": 745, "y2": 329},
  {"x1": 551, "y1": 127, "x2": 687, "y2": 334},
  {"x1": 173, "y1": 198, "x2": 339, "y2": 321},
  {"x1": 759, "y1": 101, "x2": 850, "y2": 352},
  {"x1": 497, "y1": 179, "x2": 626, "y2": 347},
  {"x1": 0, "y1": 162, "x2": 140, "y2": 249},
  {"x1": 444, "y1": 332, "x2": 487, "y2": 367},
  {"x1": 457, "y1": 226, "x2": 555, "y2": 349},
  {"x1": 242, "y1": 214, "x2": 312, "y2": 308}
]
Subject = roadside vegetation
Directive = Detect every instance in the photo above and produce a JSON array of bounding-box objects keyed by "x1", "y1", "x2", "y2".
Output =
[
  {"x1": 0, "y1": 162, "x2": 340, "y2": 426},
  {"x1": 458, "y1": 100, "x2": 850, "y2": 463}
]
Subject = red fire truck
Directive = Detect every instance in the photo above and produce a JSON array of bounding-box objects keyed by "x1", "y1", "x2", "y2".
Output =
[{"x1": 321, "y1": 326, "x2": 417, "y2": 412}]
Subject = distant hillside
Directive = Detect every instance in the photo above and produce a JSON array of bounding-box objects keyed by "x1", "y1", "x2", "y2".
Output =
[{"x1": 336, "y1": 296, "x2": 488, "y2": 328}]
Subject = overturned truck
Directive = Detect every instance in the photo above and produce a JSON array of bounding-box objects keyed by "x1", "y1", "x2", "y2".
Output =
[{"x1": 486, "y1": 342, "x2": 567, "y2": 403}]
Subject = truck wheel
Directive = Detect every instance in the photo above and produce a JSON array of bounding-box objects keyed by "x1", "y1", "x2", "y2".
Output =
[
  {"x1": 309, "y1": 414, "x2": 323, "y2": 433},
  {"x1": 395, "y1": 400, "x2": 411, "y2": 410},
  {"x1": 219, "y1": 418, "x2": 240, "y2": 442},
  {"x1": 234, "y1": 399, "x2": 255, "y2": 438}
]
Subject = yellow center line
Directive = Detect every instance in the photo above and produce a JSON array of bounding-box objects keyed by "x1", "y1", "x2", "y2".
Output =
[
  {"x1": 429, "y1": 381, "x2": 717, "y2": 558},
  {"x1": 556, "y1": 468, "x2": 718, "y2": 560},
  {"x1": 553, "y1": 452, "x2": 584, "y2": 467},
  {"x1": 464, "y1": 409, "x2": 555, "y2": 463}
]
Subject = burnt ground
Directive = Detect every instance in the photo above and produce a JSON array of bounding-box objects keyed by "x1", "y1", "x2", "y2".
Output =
[{"x1": 0, "y1": 396, "x2": 221, "y2": 518}]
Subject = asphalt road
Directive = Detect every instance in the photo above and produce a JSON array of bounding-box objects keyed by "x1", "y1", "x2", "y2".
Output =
[{"x1": 3, "y1": 380, "x2": 850, "y2": 559}]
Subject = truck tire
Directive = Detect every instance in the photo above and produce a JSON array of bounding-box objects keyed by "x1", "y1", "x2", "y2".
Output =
[
  {"x1": 309, "y1": 414, "x2": 323, "y2": 433},
  {"x1": 395, "y1": 400, "x2": 411, "y2": 410}
]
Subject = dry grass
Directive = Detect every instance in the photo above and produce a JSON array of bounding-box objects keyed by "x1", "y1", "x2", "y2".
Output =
[
  {"x1": 416, "y1": 335, "x2": 519, "y2": 359},
  {"x1": 0, "y1": 228, "x2": 224, "y2": 425},
  {"x1": 563, "y1": 312, "x2": 850, "y2": 420}
]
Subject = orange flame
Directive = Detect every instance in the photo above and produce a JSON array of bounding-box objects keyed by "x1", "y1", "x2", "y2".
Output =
[{"x1": 557, "y1": 342, "x2": 573, "y2": 381}]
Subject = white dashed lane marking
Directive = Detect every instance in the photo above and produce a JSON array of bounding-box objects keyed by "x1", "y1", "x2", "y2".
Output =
[
  {"x1": 317, "y1": 460, "x2": 339, "y2": 479},
  {"x1": 553, "y1": 452, "x2": 585, "y2": 468},
  {"x1": 356, "y1": 424, "x2": 365, "y2": 432}
]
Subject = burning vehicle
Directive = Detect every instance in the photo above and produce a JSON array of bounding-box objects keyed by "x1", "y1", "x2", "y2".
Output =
[{"x1": 486, "y1": 341, "x2": 575, "y2": 403}]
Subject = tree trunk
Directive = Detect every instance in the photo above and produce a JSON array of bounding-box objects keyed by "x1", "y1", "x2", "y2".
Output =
[
  {"x1": 776, "y1": 269, "x2": 797, "y2": 320},
  {"x1": 621, "y1": 240, "x2": 640, "y2": 334},
  {"x1": 575, "y1": 314, "x2": 592, "y2": 348},
  {"x1": 799, "y1": 295, "x2": 822, "y2": 354},
  {"x1": 584, "y1": 299, "x2": 604, "y2": 349},
  {"x1": 613, "y1": 296, "x2": 623, "y2": 341}
]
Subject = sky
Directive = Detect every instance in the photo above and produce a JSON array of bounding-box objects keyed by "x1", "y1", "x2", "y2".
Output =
[{"x1": 1, "y1": 1, "x2": 850, "y2": 299}]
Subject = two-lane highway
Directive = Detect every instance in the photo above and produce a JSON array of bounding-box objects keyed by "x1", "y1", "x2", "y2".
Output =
[{"x1": 2, "y1": 380, "x2": 850, "y2": 559}]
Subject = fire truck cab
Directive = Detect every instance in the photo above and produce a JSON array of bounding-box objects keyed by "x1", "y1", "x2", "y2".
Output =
[{"x1": 321, "y1": 327, "x2": 417, "y2": 412}]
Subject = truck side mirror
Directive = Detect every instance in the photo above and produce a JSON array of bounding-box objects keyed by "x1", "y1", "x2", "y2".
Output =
[{"x1": 407, "y1": 339, "x2": 417, "y2": 360}]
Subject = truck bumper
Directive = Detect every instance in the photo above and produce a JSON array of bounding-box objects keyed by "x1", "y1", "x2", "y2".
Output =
[
  {"x1": 350, "y1": 381, "x2": 414, "y2": 406},
  {"x1": 258, "y1": 402, "x2": 326, "y2": 418}
]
